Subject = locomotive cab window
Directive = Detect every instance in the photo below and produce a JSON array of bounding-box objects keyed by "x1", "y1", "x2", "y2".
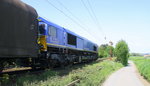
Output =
[
  {"x1": 39, "y1": 24, "x2": 46, "y2": 35},
  {"x1": 67, "y1": 33, "x2": 77, "y2": 46},
  {"x1": 48, "y1": 26, "x2": 57, "y2": 37}
]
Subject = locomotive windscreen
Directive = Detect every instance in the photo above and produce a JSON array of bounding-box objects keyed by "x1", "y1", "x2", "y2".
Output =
[{"x1": 0, "y1": 0, "x2": 39, "y2": 58}]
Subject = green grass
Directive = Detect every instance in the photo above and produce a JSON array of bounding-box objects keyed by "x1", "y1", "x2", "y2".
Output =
[
  {"x1": 130, "y1": 56, "x2": 150, "y2": 82},
  {"x1": 2, "y1": 60, "x2": 123, "y2": 86}
]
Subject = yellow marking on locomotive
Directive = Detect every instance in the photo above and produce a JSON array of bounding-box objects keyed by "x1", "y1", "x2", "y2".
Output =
[
  {"x1": 38, "y1": 19, "x2": 42, "y2": 21},
  {"x1": 38, "y1": 35, "x2": 47, "y2": 51},
  {"x1": 37, "y1": 16, "x2": 42, "y2": 21},
  {"x1": 47, "y1": 43, "x2": 66, "y2": 48}
]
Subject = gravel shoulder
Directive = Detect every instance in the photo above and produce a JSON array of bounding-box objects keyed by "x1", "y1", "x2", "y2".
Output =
[{"x1": 102, "y1": 61, "x2": 150, "y2": 86}]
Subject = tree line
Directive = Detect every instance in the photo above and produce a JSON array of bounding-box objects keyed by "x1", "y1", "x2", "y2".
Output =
[{"x1": 98, "y1": 40, "x2": 129, "y2": 66}]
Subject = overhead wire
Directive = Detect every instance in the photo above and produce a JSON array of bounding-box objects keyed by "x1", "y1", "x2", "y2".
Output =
[
  {"x1": 55, "y1": 0, "x2": 80, "y2": 24},
  {"x1": 81, "y1": 0, "x2": 107, "y2": 41},
  {"x1": 54, "y1": 0, "x2": 103, "y2": 41},
  {"x1": 81, "y1": 0, "x2": 96, "y2": 26},
  {"x1": 87, "y1": 0, "x2": 105, "y2": 35},
  {"x1": 87, "y1": 0, "x2": 108, "y2": 42},
  {"x1": 45, "y1": 0, "x2": 102, "y2": 42}
]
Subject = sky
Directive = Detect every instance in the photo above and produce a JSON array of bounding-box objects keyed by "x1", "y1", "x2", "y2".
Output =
[{"x1": 21, "y1": 0, "x2": 150, "y2": 53}]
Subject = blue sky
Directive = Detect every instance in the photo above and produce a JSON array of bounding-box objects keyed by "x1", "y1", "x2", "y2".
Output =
[{"x1": 22, "y1": 0, "x2": 150, "y2": 53}]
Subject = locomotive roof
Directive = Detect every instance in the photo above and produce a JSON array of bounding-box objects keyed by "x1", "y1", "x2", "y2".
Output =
[{"x1": 38, "y1": 17, "x2": 64, "y2": 31}]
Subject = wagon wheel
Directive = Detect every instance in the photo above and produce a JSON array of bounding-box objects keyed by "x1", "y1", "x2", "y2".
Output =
[
  {"x1": 46, "y1": 53, "x2": 51, "y2": 69},
  {"x1": 31, "y1": 64, "x2": 37, "y2": 70},
  {"x1": 0, "y1": 61, "x2": 4, "y2": 72},
  {"x1": 49, "y1": 59, "x2": 59, "y2": 68},
  {"x1": 0, "y1": 66, "x2": 3, "y2": 72}
]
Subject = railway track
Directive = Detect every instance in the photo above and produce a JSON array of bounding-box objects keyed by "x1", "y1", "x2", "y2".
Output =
[
  {"x1": 1, "y1": 67, "x2": 32, "y2": 75},
  {"x1": 0, "y1": 58, "x2": 110, "y2": 75},
  {"x1": 0, "y1": 57, "x2": 112, "y2": 86}
]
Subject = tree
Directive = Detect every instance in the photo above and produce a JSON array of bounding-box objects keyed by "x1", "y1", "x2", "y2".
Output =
[
  {"x1": 107, "y1": 46, "x2": 114, "y2": 57},
  {"x1": 130, "y1": 53, "x2": 142, "y2": 56},
  {"x1": 115, "y1": 40, "x2": 129, "y2": 66},
  {"x1": 98, "y1": 44, "x2": 114, "y2": 58},
  {"x1": 98, "y1": 44, "x2": 108, "y2": 58}
]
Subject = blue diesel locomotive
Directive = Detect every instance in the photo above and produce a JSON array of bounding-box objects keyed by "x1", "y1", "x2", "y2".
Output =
[
  {"x1": 37, "y1": 17, "x2": 98, "y2": 67},
  {"x1": 0, "y1": 0, "x2": 98, "y2": 70}
]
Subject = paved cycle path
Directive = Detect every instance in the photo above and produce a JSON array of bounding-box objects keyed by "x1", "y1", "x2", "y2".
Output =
[{"x1": 102, "y1": 61, "x2": 150, "y2": 86}]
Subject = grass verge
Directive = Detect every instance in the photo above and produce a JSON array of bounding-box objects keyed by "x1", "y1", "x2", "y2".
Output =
[
  {"x1": 130, "y1": 57, "x2": 150, "y2": 82},
  {"x1": 2, "y1": 59, "x2": 123, "y2": 86}
]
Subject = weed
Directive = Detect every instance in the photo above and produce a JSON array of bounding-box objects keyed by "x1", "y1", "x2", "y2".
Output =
[
  {"x1": 130, "y1": 57, "x2": 150, "y2": 82},
  {"x1": 3, "y1": 60, "x2": 123, "y2": 86}
]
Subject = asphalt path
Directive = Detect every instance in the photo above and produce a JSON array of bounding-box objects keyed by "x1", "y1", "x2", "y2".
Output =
[{"x1": 102, "y1": 61, "x2": 150, "y2": 86}]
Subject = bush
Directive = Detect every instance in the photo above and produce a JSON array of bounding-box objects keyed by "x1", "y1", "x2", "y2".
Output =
[
  {"x1": 106, "y1": 45, "x2": 114, "y2": 57},
  {"x1": 115, "y1": 40, "x2": 129, "y2": 66},
  {"x1": 98, "y1": 44, "x2": 109, "y2": 58},
  {"x1": 98, "y1": 44, "x2": 114, "y2": 58}
]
